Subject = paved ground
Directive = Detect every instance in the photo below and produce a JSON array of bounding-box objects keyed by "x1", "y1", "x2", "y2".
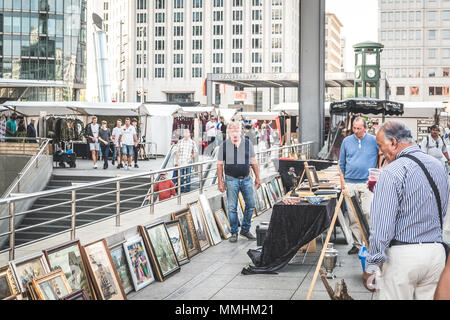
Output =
[
  {"x1": 129, "y1": 208, "x2": 374, "y2": 301},
  {"x1": 52, "y1": 157, "x2": 166, "y2": 178}
]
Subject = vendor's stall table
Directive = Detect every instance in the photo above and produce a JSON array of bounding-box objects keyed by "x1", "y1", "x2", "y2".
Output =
[
  {"x1": 278, "y1": 159, "x2": 336, "y2": 191},
  {"x1": 243, "y1": 198, "x2": 336, "y2": 275}
]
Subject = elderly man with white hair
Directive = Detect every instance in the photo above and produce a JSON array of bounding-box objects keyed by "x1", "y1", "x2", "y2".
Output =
[
  {"x1": 363, "y1": 120, "x2": 449, "y2": 300},
  {"x1": 217, "y1": 122, "x2": 261, "y2": 243}
]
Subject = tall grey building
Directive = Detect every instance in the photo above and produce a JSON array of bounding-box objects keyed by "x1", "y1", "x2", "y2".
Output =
[
  {"x1": 379, "y1": 0, "x2": 450, "y2": 102},
  {"x1": 0, "y1": 0, "x2": 87, "y2": 102},
  {"x1": 102, "y1": 0, "x2": 299, "y2": 110}
]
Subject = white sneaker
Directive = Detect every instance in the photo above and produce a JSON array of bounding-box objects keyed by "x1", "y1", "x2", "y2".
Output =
[
  {"x1": 94, "y1": 164, "x2": 98, "y2": 169},
  {"x1": 124, "y1": 165, "x2": 128, "y2": 170}
]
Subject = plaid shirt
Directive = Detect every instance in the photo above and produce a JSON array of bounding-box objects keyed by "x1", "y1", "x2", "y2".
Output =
[{"x1": 176, "y1": 138, "x2": 198, "y2": 165}]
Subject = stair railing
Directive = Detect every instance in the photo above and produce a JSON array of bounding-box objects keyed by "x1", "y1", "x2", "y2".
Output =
[{"x1": 0, "y1": 141, "x2": 315, "y2": 261}]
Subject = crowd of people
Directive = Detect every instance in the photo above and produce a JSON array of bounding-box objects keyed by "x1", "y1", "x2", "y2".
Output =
[
  {"x1": 0, "y1": 113, "x2": 37, "y2": 143},
  {"x1": 339, "y1": 117, "x2": 450, "y2": 300},
  {"x1": 85, "y1": 116, "x2": 139, "y2": 170}
]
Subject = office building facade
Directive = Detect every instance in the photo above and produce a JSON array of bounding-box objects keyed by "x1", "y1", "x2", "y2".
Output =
[
  {"x1": 0, "y1": 0, "x2": 87, "y2": 101},
  {"x1": 103, "y1": 0, "x2": 299, "y2": 111},
  {"x1": 379, "y1": 0, "x2": 450, "y2": 102}
]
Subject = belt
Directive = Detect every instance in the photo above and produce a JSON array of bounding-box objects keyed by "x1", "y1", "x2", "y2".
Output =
[
  {"x1": 389, "y1": 239, "x2": 439, "y2": 247},
  {"x1": 227, "y1": 175, "x2": 248, "y2": 179}
]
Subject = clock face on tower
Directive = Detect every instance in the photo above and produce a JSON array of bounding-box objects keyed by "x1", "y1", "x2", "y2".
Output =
[
  {"x1": 355, "y1": 69, "x2": 361, "y2": 79},
  {"x1": 367, "y1": 69, "x2": 376, "y2": 78}
]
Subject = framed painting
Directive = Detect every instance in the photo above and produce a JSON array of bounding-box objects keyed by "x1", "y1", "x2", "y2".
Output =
[
  {"x1": 213, "y1": 209, "x2": 232, "y2": 239},
  {"x1": 221, "y1": 195, "x2": 229, "y2": 219},
  {"x1": 268, "y1": 180, "x2": 279, "y2": 202},
  {"x1": 123, "y1": 236, "x2": 155, "y2": 291},
  {"x1": 276, "y1": 177, "x2": 285, "y2": 196},
  {"x1": 0, "y1": 266, "x2": 20, "y2": 300},
  {"x1": 43, "y1": 239, "x2": 94, "y2": 299},
  {"x1": 61, "y1": 289, "x2": 90, "y2": 300},
  {"x1": 261, "y1": 183, "x2": 271, "y2": 208},
  {"x1": 9, "y1": 252, "x2": 50, "y2": 297},
  {"x1": 165, "y1": 220, "x2": 190, "y2": 265},
  {"x1": 172, "y1": 209, "x2": 200, "y2": 259},
  {"x1": 82, "y1": 239, "x2": 127, "y2": 300},
  {"x1": 109, "y1": 243, "x2": 135, "y2": 294},
  {"x1": 263, "y1": 183, "x2": 275, "y2": 207},
  {"x1": 255, "y1": 187, "x2": 267, "y2": 213},
  {"x1": 140, "y1": 222, "x2": 180, "y2": 282},
  {"x1": 27, "y1": 282, "x2": 37, "y2": 300},
  {"x1": 3, "y1": 294, "x2": 23, "y2": 300},
  {"x1": 188, "y1": 202, "x2": 211, "y2": 251},
  {"x1": 271, "y1": 179, "x2": 281, "y2": 199},
  {"x1": 198, "y1": 194, "x2": 222, "y2": 246},
  {"x1": 32, "y1": 269, "x2": 72, "y2": 300}
]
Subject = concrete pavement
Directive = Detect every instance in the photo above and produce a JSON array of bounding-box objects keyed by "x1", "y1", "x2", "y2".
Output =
[{"x1": 129, "y1": 208, "x2": 375, "y2": 301}]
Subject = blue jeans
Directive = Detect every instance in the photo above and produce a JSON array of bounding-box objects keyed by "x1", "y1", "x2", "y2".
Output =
[
  {"x1": 225, "y1": 175, "x2": 256, "y2": 235},
  {"x1": 172, "y1": 166, "x2": 192, "y2": 193}
]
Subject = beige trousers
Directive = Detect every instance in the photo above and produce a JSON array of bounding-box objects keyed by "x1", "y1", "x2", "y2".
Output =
[
  {"x1": 345, "y1": 183, "x2": 372, "y2": 248},
  {"x1": 376, "y1": 243, "x2": 446, "y2": 300}
]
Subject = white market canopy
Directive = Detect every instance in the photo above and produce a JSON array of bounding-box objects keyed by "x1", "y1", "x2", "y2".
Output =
[
  {"x1": 177, "y1": 106, "x2": 216, "y2": 116},
  {"x1": 1, "y1": 101, "x2": 144, "y2": 117},
  {"x1": 216, "y1": 108, "x2": 237, "y2": 123},
  {"x1": 142, "y1": 104, "x2": 182, "y2": 117},
  {"x1": 235, "y1": 112, "x2": 279, "y2": 121}
]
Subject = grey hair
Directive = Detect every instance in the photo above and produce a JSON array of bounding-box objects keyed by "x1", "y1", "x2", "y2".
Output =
[
  {"x1": 353, "y1": 117, "x2": 368, "y2": 129},
  {"x1": 228, "y1": 121, "x2": 241, "y2": 130},
  {"x1": 379, "y1": 120, "x2": 415, "y2": 144}
]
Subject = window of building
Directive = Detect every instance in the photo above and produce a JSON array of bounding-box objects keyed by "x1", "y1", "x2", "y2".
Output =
[
  {"x1": 174, "y1": 0, "x2": 184, "y2": 8},
  {"x1": 232, "y1": 52, "x2": 242, "y2": 63},
  {"x1": 428, "y1": 30, "x2": 436, "y2": 40},
  {"x1": 192, "y1": 67, "x2": 202, "y2": 78},
  {"x1": 192, "y1": 53, "x2": 202, "y2": 64},
  {"x1": 428, "y1": 68, "x2": 436, "y2": 77},
  {"x1": 192, "y1": 39, "x2": 202, "y2": 50},
  {"x1": 428, "y1": 48, "x2": 436, "y2": 58},
  {"x1": 155, "y1": 68, "x2": 165, "y2": 78},
  {"x1": 155, "y1": 0, "x2": 165, "y2": 9},
  {"x1": 410, "y1": 86, "x2": 419, "y2": 96},
  {"x1": 174, "y1": 54, "x2": 183, "y2": 64},
  {"x1": 396, "y1": 87, "x2": 405, "y2": 95},
  {"x1": 193, "y1": 0, "x2": 202, "y2": 8},
  {"x1": 428, "y1": 11, "x2": 436, "y2": 21},
  {"x1": 213, "y1": 53, "x2": 223, "y2": 63},
  {"x1": 173, "y1": 67, "x2": 184, "y2": 78},
  {"x1": 192, "y1": 25, "x2": 202, "y2": 36},
  {"x1": 193, "y1": 12, "x2": 202, "y2": 22}
]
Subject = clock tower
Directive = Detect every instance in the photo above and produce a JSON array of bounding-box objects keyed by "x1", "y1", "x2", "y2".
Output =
[{"x1": 353, "y1": 41, "x2": 384, "y2": 99}]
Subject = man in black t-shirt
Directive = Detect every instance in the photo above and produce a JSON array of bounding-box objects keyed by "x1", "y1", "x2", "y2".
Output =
[{"x1": 217, "y1": 122, "x2": 261, "y2": 243}]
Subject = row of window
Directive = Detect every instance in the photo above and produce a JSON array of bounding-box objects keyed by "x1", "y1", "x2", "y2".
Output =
[
  {"x1": 381, "y1": 10, "x2": 450, "y2": 23},
  {"x1": 152, "y1": 23, "x2": 279, "y2": 37},
  {"x1": 383, "y1": 47, "x2": 450, "y2": 59},
  {"x1": 153, "y1": 0, "x2": 277, "y2": 9},
  {"x1": 382, "y1": 29, "x2": 450, "y2": 41},
  {"x1": 150, "y1": 52, "x2": 282, "y2": 64},
  {"x1": 385, "y1": 67, "x2": 450, "y2": 78},
  {"x1": 394, "y1": 86, "x2": 450, "y2": 96}
]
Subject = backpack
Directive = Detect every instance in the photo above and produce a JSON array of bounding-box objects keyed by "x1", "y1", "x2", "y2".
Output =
[{"x1": 425, "y1": 135, "x2": 446, "y2": 150}]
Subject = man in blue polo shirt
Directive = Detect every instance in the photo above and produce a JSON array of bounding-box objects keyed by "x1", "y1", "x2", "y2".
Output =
[
  {"x1": 217, "y1": 122, "x2": 261, "y2": 243},
  {"x1": 340, "y1": 117, "x2": 379, "y2": 255}
]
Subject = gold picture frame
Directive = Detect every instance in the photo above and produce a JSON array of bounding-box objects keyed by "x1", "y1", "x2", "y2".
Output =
[
  {"x1": 0, "y1": 265, "x2": 20, "y2": 300},
  {"x1": 9, "y1": 252, "x2": 51, "y2": 297},
  {"x1": 172, "y1": 208, "x2": 200, "y2": 258},
  {"x1": 213, "y1": 209, "x2": 232, "y2": 240},
  {"x1": 187, "y1": 201, "x2": 212, "y2": 251},
  {"x1": 32, "y1": 269, "x2": 72, "y2": 300}
]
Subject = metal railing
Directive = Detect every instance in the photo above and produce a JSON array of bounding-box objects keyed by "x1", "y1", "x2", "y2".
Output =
[
  {"x1": 1, "y1": 138, "x2": 52, "y2": 199},
  {"x1": 0, "y1": 141, "x2": 314, "y2": 260}
]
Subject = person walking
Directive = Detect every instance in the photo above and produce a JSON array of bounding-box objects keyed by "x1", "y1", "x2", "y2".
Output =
[
  {"x1": 85, "y1": 116, "x2": 100, "y2": 169},
  {"x1": 118, "y1": 118, "x2": 137, "y2": 170},
  {"x1": 131, "y1": 118, "x2": 140, "y2": 168},
  {"x1": 339, "y1": 117, "x2": 379, "y2": 255},
  {"x1": 175, "y1": 129, "x2": 198, "y2": 193},
  {"x1": 205, "y1": 115, "x2": 218, "y2": 156},
  {"x1": 217, "y1": 122, "x2": 261, "y2": 243},
  {"x1": 111, "y1": 119, "x2": 122, "y2": 168},
  {"x1": 218, "y1": 116, "x2": 227, "y2": 142},
  {"x1": 26, "y1": 118, "x2": 37, "y2": 143},
  {"x1": 420, "y1": 124, "x2": 450, "y2": 169},
  {"x1": 98, "y1": 120, "x2": 112, "y2": 170},
  {"x1": 363, "y1": 120, "x2": 449, "y2": 300}
]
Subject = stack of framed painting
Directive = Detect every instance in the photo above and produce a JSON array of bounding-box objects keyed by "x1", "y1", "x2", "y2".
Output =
[
  {"x1": 9, "y1": 252, "x2": 51, "y2": 299},
  {"x1": 43, "y1": 240, "x2": 94, "y2": 299},
  {"x1": 166, "y1": 220, "x2": 190, "y2": 265},
  {"x1": 172, "y1": 209, "x2": 200, "y2": 258},
  {"x1": 139, "y1": 222, "x2": 180, "y2": 282}
]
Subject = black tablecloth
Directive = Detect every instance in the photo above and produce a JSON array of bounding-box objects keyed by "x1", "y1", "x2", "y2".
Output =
[{"x1": 242, "y1": 198, "x2": 336, "y2": 275}]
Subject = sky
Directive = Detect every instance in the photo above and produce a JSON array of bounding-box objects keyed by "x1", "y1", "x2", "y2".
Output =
[{"x1": 326, "y1": 0, "x2": 379, "y2": 72}]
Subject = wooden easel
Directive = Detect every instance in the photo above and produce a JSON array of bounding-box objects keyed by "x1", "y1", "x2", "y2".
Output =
[{"x1": 305, "y1": 164, "x2": 368, "y2": 300}]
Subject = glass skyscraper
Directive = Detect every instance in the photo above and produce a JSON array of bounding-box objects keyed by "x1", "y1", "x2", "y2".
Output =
[{"x1": 0, "y1": 0, "x2": 87, "y2": 101}]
